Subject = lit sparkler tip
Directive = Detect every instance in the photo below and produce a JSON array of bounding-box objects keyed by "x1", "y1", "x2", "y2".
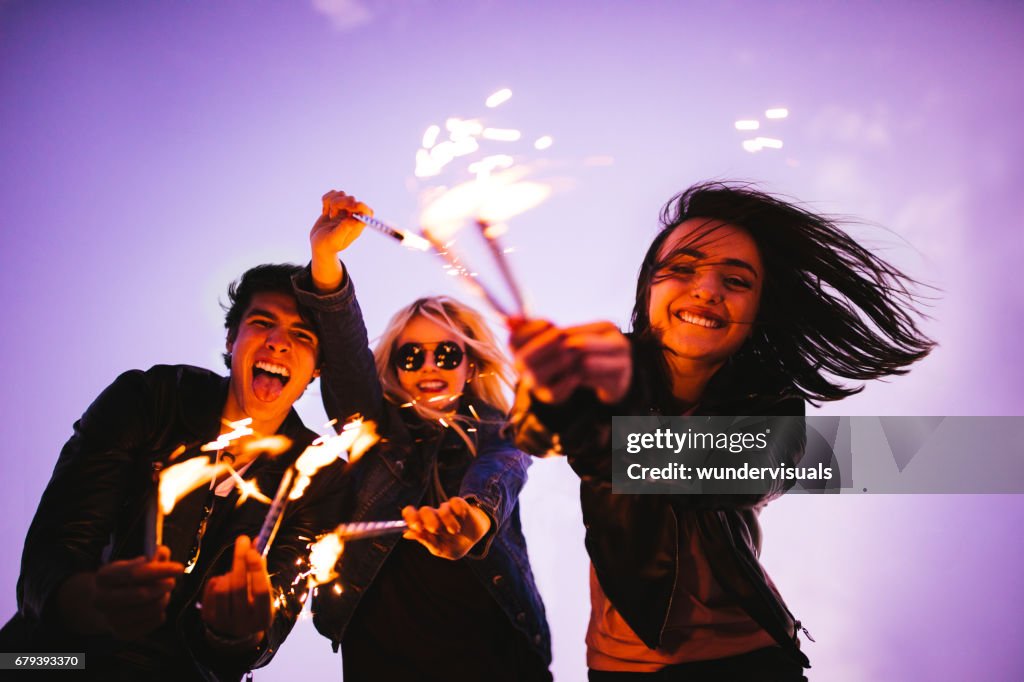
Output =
[
  {"x1": 485, "y1": 88, "x2": 513, "y2": 108},
  {"x1": 352, "y1": 213, "x2": 431, "y2": 252},
  {"x1": 400, "y1": 231, "x2": 432, "y2": 252}
]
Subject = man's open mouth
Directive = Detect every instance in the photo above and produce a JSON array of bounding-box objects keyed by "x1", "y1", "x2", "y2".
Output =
[{"x1": 252, "y1": 360, "x2": 290, "y2": 401}]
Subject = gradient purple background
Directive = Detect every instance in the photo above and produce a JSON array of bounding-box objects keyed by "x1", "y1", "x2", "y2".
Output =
[{"x1": 2, "y1": 1, "x2": 1023, "y2": 680}]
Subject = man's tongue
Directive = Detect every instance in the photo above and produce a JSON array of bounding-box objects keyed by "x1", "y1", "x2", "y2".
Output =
[{"x1": 253, "y1": 373, "x2": 285, "y2": 402}]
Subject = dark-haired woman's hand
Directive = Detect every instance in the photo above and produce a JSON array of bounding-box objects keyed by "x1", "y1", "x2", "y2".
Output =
[
  {"x1": 310, "y1": 189, "x2": 373, "y2": 293},
  {"x1": 563, "y1": 321, "x2": 632, "y2": 404},
  {"x1": 509, "y1": 319, "x2": 584, "y2": 405},
  {"x1": 509, "y1": 319, "x2": 632, "y2": 405}
]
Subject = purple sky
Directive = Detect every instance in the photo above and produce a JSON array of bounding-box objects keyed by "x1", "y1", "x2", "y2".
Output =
[{"x1": 2, "y1": 1, "x2": 1023, "y2": 679}]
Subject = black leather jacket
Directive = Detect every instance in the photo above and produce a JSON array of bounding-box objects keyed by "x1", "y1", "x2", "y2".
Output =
[
  {"x1": 510, "y1": 339, "x2": 811, "y2": 669},
  {"x1": 1, "y1": 364, "x2": 339, "y2": 681}
]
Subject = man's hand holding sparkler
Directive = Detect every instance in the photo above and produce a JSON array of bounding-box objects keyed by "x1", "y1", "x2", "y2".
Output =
[
  {"x1": 509, "y1": 319, "x2": 632, "y2": 405},
  {"x1": 401, "y1": 497, "x2": 493, "y2": 560},
  {"x1": 200, "y1": 535, "x2": 274, "y2": 649},
  {"x1": 310, "y1": 190, "x2": 373, "y2": 293},
  {"x1": 56, "y1": 545, "x2": 183, "y2": 639}
]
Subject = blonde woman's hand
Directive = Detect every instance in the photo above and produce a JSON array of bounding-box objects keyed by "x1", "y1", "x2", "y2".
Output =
[
  {"x1": 401, "y1": 497, "x2": 492, "y2": 560},
  {"x1": 310, "y1": 190, "x2": 373, "y2": 293}
]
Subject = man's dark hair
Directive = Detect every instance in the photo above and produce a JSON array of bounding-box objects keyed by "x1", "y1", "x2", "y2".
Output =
[
  {"x1": 630, "y1": 181, "x2": 936, "y2": 405},
  {"x1": 222, "y1": 263, "x2": 317, "y2": 369}
]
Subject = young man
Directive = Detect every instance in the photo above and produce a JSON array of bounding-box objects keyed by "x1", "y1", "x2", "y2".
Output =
[{"x1": 1, "y1": 263, "x2": 339, "y2": 681}]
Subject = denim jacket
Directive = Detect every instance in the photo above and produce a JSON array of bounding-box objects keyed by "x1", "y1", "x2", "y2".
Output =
[{"x1": 292, "y1": 269, "x2": 551, "y2": 665}]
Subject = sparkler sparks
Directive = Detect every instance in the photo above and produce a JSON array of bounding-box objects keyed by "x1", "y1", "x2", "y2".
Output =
[
  {"x1": 201, "y1": 418, "x2": 254, "y2": 451},
  {"x1": 253, "y1": 418, "x2": 380, "y2": 555},
  {"x1": 307, "y1": 532, "x2": 345, "y2": 586},
  {"x1": 149, "y1": 455, "x2": 230, "y2": 556},
  {"x1": 396, "y1": 88, "x2": 556, "y2": 318},
  {"x1": 485, "y1": 88, "x2": 512, "y2": 108}
]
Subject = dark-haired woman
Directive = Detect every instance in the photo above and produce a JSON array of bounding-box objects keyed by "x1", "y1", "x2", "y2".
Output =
[{"x1": 509, "y1": 182, "x2": 934, "y2": 681}]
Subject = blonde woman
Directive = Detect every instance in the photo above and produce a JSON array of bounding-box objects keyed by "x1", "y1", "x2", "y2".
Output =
[{"x1": 293, "y1": 191, "x2": 551, "y2": 682}]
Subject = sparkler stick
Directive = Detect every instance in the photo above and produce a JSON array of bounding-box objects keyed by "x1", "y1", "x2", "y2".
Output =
[
  {"x1": 421, "y1": 229, "x2": 515, "y2": 319},
  {"x1": 348, "y1": 209, "x2": 518, "y2": 320},
  {"x1": 332, "y1": 520, "x2": 409, "y2": 541},
  {"x1": 254, "y1": 419, "x2": 380, "y2": 556},
  {"x1": 254, "y1": 468, "x2": 294, "y2": 556},
  {"x1": 351, "y1": 213, "x2": 431, "y2": 251},
  {"x1": 474, "y1": 219, "x2": 527, "y2": 317}
]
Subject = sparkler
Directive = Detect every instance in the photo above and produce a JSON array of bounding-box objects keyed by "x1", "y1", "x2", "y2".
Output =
[
  {"x1": 200, "y1": 418, "x2": 254, "y2": 452},
  {"x1": 303, "y1": 520, "x2": 409, "y2": 590},
  {"x1": 403, "y1": 88, "x2": 556, "y2": 319},
  {"x1": 147, "y1": 455, "x2": 230, "y2": 558},
  {"x1": 475, "y1": 219, "x2": 527, "y2": 316},
  {"x1": 334, "y1": 520, "x2": 409, "y2": 541},
  {"x1": 253, "y1": 418, "x2": 380, "y2": 556},
  {"x1": 351, "y1": 213, "x2": 431, "y2": 252}
]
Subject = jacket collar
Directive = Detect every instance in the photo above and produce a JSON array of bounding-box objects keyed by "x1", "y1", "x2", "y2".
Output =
[{"x1": 174, "y1": 365, "x2": 313, "y2": 471}]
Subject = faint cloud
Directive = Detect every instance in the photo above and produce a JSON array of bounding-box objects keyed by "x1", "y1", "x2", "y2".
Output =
[
  {"x1": 808, "y1": 104, "x2": 891, "y2": 148},
  {"x1": 312, "y1": 0, "x2": 373, "y2": 31}
]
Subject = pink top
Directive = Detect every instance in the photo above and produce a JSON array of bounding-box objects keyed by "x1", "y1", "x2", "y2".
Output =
[{"x1": 586, "y1": 513, "x2": 776, "y2": 672}]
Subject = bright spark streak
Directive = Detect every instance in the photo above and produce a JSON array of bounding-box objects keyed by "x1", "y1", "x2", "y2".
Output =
[
  {"x1": 446, "y1": 118, "x2": 483, "y2": 140},
  {"x1": 201, "y1": 418, "x2": 254, "y2": 451},
  {"x1": 755, "y1": 137, "x2": 784, "y2": 149},
  {"x1": 765, "y1": 108, "x2": 789, "y2": 119},
  {"x1": 742, "y1": 139, "x2": 763, "y2": 153},
  {"x1": 225, "y1": 464, "x2": 273, "y2": 506},
  {"x1": 240, "y1": 434, "x2": 292, "y2": 458},
  {"x1": 482, "y1": 128, "x2": 521, "y2": 142},
  {"x1": 288, "y1": 419, "x2": 379, "y2": 501},
  {"x1": 735, "y1": 120, "x2": 760, "y2": 131},
  {"x1": 485, "y1": 88, "x2": 512, "y2": 108},
  {"x1": 468, "y1": 155, "x2": 514, "y2": 179},
  {"x1": 422, "y1": 124, "x2": 441, "y2": 149},
  {"x1": 534, "y1": 135, "x2": 553, "y2": 150},
  {"x1": 159, "y1": 457, "x2": 229, "y2": 514}
]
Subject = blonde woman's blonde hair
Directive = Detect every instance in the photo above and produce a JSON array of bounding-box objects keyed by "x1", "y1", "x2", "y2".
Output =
[{"x1": 374, "y1": 296, "x2": 512, "y2": 453}]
